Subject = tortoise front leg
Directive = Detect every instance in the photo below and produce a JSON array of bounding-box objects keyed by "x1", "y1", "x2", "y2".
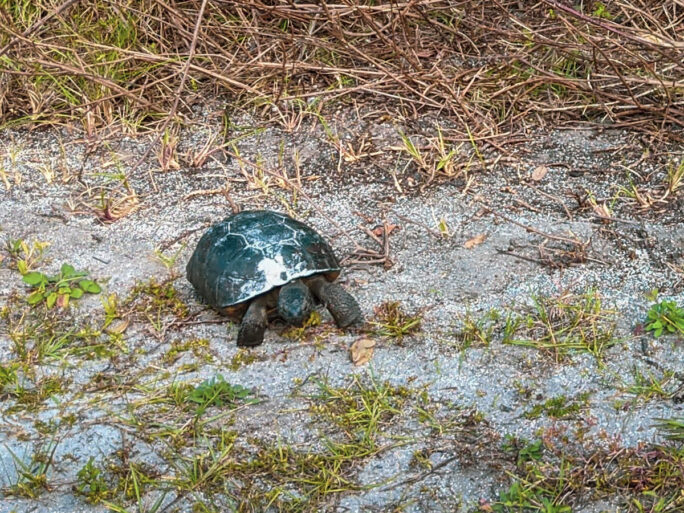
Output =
[
  {"x1": 308, "y1": 276, "x2": 363, "y2": 328},
  {"x1": 237, "y1": 295, "x2": 269, "y2": 346}
]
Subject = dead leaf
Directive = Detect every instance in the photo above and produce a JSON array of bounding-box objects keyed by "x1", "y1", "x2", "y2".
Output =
[
  {"x1": 531, "y1": 165, "x2": 548, "y2": 181},
  {"x1": 372, "y1": 223, "x2": 399, "y2": 238},
  {"x1": 478, "y1": 499, "x2": 494, "y2": 513},
  {"x1": 464, "y1": 233, "x2": 487, "y2": 249},
  {"x1": 56, "y1": 294, "x2": 69, "y2": 308},
  {"x1": 590, "y1": 201, "x2": 612, "y2": 222},
  {"x1": 105, "y1": 319, "x2": 130, "y2": 335},
  {"x1": 350, "y1": 337, "x2": 376, "y2": 366}
]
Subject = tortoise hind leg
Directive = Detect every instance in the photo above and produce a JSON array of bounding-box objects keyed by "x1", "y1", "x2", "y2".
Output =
[
  {"x1": 308, "y1": 276, "x2": 363, "y2": 328},
  {"x1": 237, "y1": 296, "x2": 269, "y2": 346}
]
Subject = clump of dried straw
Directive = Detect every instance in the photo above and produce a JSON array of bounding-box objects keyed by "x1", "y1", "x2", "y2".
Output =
[{"x1": 0, "y1": 1, "x2": 681, "y2": 140}]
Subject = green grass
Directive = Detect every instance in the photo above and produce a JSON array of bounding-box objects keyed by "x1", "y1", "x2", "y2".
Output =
[
  {"x1": 504, "y1": 290, "x2": 618, "y2": 364},
  {"x1": 4, "y1": 438, "x2": 59, "y2": 499},
  {"x1": 124, "y1": 278, "x2": 189, "y2": 335},
  {"x1": 3, "y1": 238, "x2": 49, "y2": 275},
  {"x1": 89, "y1": 372, "x2": 421, "y2": 511},
  {"x1": 484, "y1": 443, "x2": 684, "y2": 513},
  {"x1": 524, "y1": 392, "x2": 591, "y2": 420},
  {"x1": 163, "y1": 338, "x2": 212, "y2": 366},
  {"x1": 2, "y1": 299, "x2": 113, "y2": 366},
  {"x1": 621, "y1": 367, "x2": 678, "y2": 403},
  {"x1": 655, "y1": 417, "x2": 684, "y2": 442},
  {"x1": 75, "y1": 457, "x2": 111, "y2": 504},
  {"x1": 454, "y1": 308, "x2": 501, "y2": 349},
  {"x1": 310, "y1": 372, "x2": 412, "y2": 452}
]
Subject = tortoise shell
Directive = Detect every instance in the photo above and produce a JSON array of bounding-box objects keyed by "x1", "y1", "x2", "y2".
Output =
[{"x1": 186, "y1": 210, "x2": 340, "y2": 313}]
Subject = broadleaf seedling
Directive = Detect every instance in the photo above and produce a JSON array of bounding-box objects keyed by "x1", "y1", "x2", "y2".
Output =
[
  {"x1": 186, "y1": 374, "x2": 256, "y2": 415},
  {"x1": 645, "y1": 299, "x2": 684, "y2": 337},
  {"x1": 22, "y1": 263, "x2": 102, "y2": 308}
]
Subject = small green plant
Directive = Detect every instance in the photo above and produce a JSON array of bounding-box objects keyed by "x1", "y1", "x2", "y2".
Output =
[
  {"x1": 101, "y1": 293, "x2": 121, "y2": 329},
  {"x1": 6, "y1": 439, "x2": 58, "y2": 499},
  {"x1": 592, "y1": 2, "x2": 614, "y2": 19},
  {"x1": 125, "y1": 278, "x2": 188, "y2": 333},
  {"x1": 0, "y1": 362, "x2": 20, "y2": 393},
  {"x1": 397, "y1": 126, "x2": 463, "y2": 180},
  {"x1": 6, "y1": 376, "x2": 66, "y2": 414},
  {"x1": 492, "y1": 478, "x2": 572, "y2": 513},
  {"x1": 186, "y1": 375, "x2": 255, "y2": 415},
  {"x1": 623, "y1": 366, "x2": 676, "y2": 402},
  {"x1": 503, "y1": 436, "x2": 544, "y2": 466},
  {"x1": 644, "y1": 299, "x2": 684, "y2": 337},
  {"x1": 311, "y1": 373, "x2": 410, "y2": 451},
  {"x1": 372, "y1": 301, "x2": 422, "y2": 339},
  {"x1": 524, "y1": 392, "x2": 590, "y2": 420},
  {"x1": 228, "y1": 348, "x2": 260, "y2": 370},
  {"x1": 455, "y1": 308, "x2": 500, "y2": 349},
  {"x1": 281, "y1": 310, "x2": 322, "y2": 341},
  {"x1": 22, "y1": 263, "x2": 101, "y2": 308},
  {"x1": 4, "y1": 238, "x2": 49, "y2": 274},
  {"x1": 665, "y1": 159, "x2": 684, "y2": 195},
  {"x1": 163, "y1": 338, "x2": 212, "y2": 365},
  {"x1": 153, "y1": 243, "x2": 186, "y2": 273},
  {"x1": 75, "y1": 457, "x2": 111, "y2": 503}
]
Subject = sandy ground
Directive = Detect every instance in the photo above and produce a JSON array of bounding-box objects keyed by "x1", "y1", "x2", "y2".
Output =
[{"x1": 0, "y1": 107, "x2": 682, "y2": 512}]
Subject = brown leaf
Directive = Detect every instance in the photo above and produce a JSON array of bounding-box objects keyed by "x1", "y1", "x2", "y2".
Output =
[
  {"x1": 478, "y1": 499, "x2": 494, "y2": 513},
  {"x1": 464, "y1": 233, "x2": 487, "y2": 249},
  {"x1": 372, "y1": 223, "x2": 399, "y2": 238},
  {"x1": 350, "y1": 337, "x2": 376, "y2": 366},
  {"x1": 591, "y1": 201, "x2": 612, "y2": 222},
  {"x1": 56, "y1": 294, "x2": 69, "y2": 309},
  {"x1": 105, "y1": 319, "x2": 130, "y2": 335},
  {"x1": 531, "y1": 165, "x2": 548, "y2": 181}
]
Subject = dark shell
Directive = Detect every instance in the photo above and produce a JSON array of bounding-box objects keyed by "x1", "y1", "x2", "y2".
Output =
[{"x1": 186, "y1": 210, "x2": 340, "y2": 309}]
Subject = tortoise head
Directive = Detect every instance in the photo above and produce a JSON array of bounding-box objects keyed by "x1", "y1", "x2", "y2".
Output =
[{"x1": 277, "y1": 280, "x2": 315, "y2": 325}]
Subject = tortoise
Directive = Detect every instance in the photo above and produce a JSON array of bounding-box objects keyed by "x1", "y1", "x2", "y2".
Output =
[{"x1": 186, "y1": 210, "x2": 363, "y2": 346}]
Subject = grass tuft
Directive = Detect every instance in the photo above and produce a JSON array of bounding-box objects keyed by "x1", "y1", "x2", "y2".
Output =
[{"x1": 504, "y1": 290, "x2": 618, "y2": 364}]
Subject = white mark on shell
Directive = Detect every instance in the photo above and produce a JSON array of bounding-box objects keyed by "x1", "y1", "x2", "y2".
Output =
[{"x1": 257, "y1": 255, "x2": 289, "y2": 287}]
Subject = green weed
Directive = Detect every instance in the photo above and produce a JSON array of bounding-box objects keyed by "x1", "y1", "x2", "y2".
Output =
[
  {"x1": 372, "y1": 301, "x2": 422, "y2": 340},
  {"x1": 502, "y1": 436, "x2": 544, "y2": 466},
  {"x1": 454, "y1": 308, "x2": 500, "y2": 349},
  {"x1": 3, "y1": 302, "x2": 108, "y2": 364},
  {"x1": 125, "y1": 278, "x2": 188, "y2": 335},
  {"x1": 645, "y1": 299, "x2": 684, "y2": 338},
  {"x1": 75, "y1": 457, "x2": 112, "y2": 504},
  {"x1": 524, "y1": 393, "x2": 591, "y2": 420},
  {"x1": 622, "y1": 367, "x2": 677, "y2": 402},
  {"x1": 4, "y1": 238, "x2": 49, "y2": 275},
  {"x1": 310, "y1": 372, "x2": 411, "y2": 452},
  {"x1": 186, "y1": 375, "x2": 256, "y2": 416},
  {"x1": 5, "y1": 438, "x2": 58, "y2": 499},
  {"x1": 163, "y1": 338, "x2": 212, "y2": 366},
  {"x1": 485, "y1": 441, "x2": 684, "y2": 513},
  {"x1": 22, "y1": 263, "x2": 101, "y2": 308},
  {"x1": 228, "y1": 348, "x2": 261, "y2": 370}
]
